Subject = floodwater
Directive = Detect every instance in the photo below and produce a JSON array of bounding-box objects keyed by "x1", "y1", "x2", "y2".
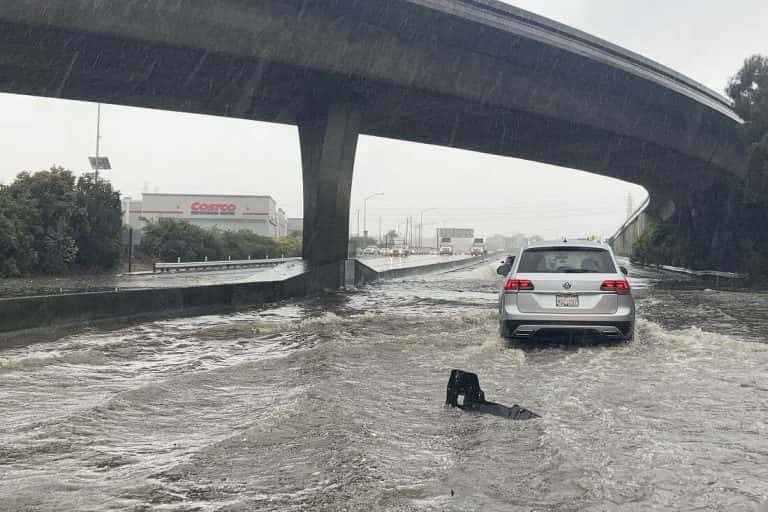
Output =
[{"x1": 1, "y1": 262, "x2": 767, "y2": 511}]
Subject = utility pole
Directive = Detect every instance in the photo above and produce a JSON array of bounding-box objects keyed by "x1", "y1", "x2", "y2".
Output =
[
  {"x1": 128, "y1": 228, "x2": 134, "y2": 273},
  {"x1": 363, "y1": 192, "x2": 384, "y2": 242},
  {"x1": 378, "y1": 216, "x2": 382, "y2": 245},
  {"x1": 405, "y1": 217, "x2": 411, "y2": 247},
  {"x1": 88, "y1": 103, "x2": 111, "y2": 180},
  {"x1": 95, "y1": 103, "x2": 101, "y2": 181},
  {"x1": 356, "y1": 209, "x2": 360, "y2": 239}
]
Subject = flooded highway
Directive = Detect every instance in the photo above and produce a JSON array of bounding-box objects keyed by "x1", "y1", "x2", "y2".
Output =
[
  {"x1": 0, "y1": 255, "x2": 477, "y2": 298},
  {"x1": 1, "y1": 261, "x2": 767, "y2": 511}
]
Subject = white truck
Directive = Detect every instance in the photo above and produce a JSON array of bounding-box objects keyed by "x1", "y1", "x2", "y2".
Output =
[
  {"x1": 439, "y1": 237, "x2": 453, "y2": 256},
  {"x1": 470, "y1": 237, "x2": 485, "y2": 256}
]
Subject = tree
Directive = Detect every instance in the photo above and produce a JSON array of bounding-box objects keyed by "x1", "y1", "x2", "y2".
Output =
[
  {"x1": 3, "y1": 167, "x2": 78, "y2": 274},
  {"x1": 727, "y1": 55, "x2": 768, "y2": 135},
  {"x1": 0, "y1": 188, "x2": 34, "y2": 276},
  {"x1": 138, "y1": 219, "x2": 301, "y2": 262},
  {"x1": 723, "y1": 55, "x2": 768, "y2": 274},
  {"x1": 140, "y1": 218, "x2": 217, "y2": 262},
  {"x1": 72, "y1": 173, "x2": 123, "y2": 271},
  {"x1": 218, "y1": 229, "x2": 275, "y2": 260},
  {"x1": 273, "y1": 236, "x2": 302, "y2": 257},
  {"x1": 0, "y1": 167, "x2": 123, "y2": 276},
  {"x1": 727, "y1": 54, "x2": 768, "y2": 192}
]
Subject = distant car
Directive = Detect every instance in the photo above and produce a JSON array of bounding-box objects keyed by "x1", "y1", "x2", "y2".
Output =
[
  {"x1": 392, "y1": 247, "x2": 410, "y2": 257},
  {"x1": 439, "y1": 246, "x2": 453, "y2": 255},
  {"x1": 498, "y1": 240, "x2": 635, "y2": 341},
  {"x1": 363, "y1": 246, "x2": 379, "y2": 256}
]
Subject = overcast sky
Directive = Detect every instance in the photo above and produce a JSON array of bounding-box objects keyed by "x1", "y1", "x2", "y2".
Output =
[{"x1": 0, "y1": 1, "x2": 765, "y2": 240}]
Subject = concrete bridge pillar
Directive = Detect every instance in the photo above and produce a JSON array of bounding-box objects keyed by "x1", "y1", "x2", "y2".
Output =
[{"x1": 299, "y1": 102, "x2": 361, "y2": 274}]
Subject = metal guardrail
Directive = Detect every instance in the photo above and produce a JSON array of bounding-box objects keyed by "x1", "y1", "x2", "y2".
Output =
[
  {"x1": 608, "y1": 195, "x2": 651, "y2": 244},
  {"x1": 153, "y1": 257, "x2": 301, "y2": 273}
]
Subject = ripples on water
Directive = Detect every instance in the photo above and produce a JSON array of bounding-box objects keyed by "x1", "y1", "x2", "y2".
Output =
[{"x1": 1, "y1": 263, "x2": 767, "y2": 511}]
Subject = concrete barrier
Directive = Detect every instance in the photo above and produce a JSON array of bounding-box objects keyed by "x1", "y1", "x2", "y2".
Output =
[
  {"x1": 354, "y1": 255, "x2": 488, "y2": 285},
  {"x1": 0, "y1": 256, "x2": 487, "y2": 336},
  {"x1": 0, "y1": 262, "x2": 343, "y2": 336}
]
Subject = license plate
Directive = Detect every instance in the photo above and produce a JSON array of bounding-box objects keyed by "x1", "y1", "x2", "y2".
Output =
[{"x1": 556, "y1": 294, "x2": 579, "y2": 307}]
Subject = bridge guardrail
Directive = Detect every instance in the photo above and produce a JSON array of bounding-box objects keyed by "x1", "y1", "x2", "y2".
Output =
[{"x1": 153, "y1": 257, "x2": 300, "y2": 273}]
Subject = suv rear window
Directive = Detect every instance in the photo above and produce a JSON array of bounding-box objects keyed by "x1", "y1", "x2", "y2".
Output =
[{"x1": 517, "y1": 247, "x2": 616, "y2": 273}]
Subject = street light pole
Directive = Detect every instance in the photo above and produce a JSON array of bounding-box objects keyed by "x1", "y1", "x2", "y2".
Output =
[
  {"x1": 363, "y1": 192, "x2": 384, "y2": 242},
  {"x1": 95, "y1": 103, "x2": 101, "y2": 181}
]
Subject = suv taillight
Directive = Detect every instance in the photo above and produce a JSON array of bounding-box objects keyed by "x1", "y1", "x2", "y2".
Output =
[
  {"x1": 504, "y1": 279, "x2": 534, "y2": 292},
  {"x1": 601, "y1": 279, "x2": 631, "y2": 294}
]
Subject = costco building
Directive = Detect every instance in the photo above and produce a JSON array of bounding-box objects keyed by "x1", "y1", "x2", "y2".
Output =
[{"x1": 125, "y1": 193, "x2": 289, "y2": 237}]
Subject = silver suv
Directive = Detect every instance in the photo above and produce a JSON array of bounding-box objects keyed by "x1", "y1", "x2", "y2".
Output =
[{"x1": 497, "y1": 241, "x2": 635, "y2": 341}]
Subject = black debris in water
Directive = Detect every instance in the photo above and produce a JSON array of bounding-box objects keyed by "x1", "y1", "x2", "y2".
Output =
[{"x1": 445, "y1": 369, "x2": 540, "y2": 420}]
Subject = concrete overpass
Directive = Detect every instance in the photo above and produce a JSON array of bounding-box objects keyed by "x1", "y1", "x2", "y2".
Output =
[{"x1": 0, "y1": 0, "x2": 746, "y2": 279}]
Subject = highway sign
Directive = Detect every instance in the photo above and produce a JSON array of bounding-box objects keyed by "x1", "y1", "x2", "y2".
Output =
[{"x1": 437, "y1": 228, "x2": 474, "y2": 239}]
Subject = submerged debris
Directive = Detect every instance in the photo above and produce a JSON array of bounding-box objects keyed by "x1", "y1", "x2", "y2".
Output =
[{"x1": 445, "y1": 369, "x2": 540, "y2": 420}]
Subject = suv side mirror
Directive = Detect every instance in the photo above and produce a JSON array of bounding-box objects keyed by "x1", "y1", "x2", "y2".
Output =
[
  {"x1": 620, "y1": 266, "x2": 629, "y2": 276},
  {"x1": 496, "y1": 264, "x2": 511, "y2": 276}
]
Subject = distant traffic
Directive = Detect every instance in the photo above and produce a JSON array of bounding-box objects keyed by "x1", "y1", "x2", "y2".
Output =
[{"x1": 358, "y1": 237, "x2": 487, "y2": 258}]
